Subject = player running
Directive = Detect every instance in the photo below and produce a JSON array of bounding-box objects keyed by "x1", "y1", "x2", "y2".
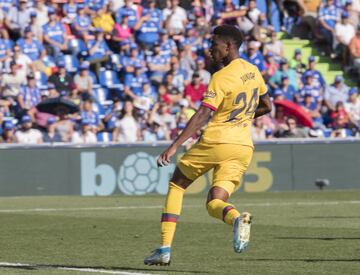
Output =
[{"x1": 144, "y1": 24, "x2": 272, "y2": 266}]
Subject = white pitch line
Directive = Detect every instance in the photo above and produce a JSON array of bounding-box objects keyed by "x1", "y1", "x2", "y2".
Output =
[
  {"x1": 0, "y1": 200, "x2": 359, "y2": 214},
  {"x1": 0, "y1": 262, "x2": 158, "y2": 275}
]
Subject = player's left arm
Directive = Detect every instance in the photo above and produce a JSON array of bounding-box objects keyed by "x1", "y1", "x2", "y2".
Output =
[
  {"x1": 157, "y1": 106, "x2": 212, "y2": 167},
  {"x1": 254, "y1": 93, "x2": 272, "y2": 118}
]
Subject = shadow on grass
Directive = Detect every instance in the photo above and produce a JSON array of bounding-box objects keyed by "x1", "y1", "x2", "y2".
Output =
[
  {"x1": 275, "y1": 237, "x2": 360, "y2": 241},
  {"x1": 0, "y1": 263, "x2": 210, "y2": 274},
  {"x1": 238, "y1": 258, "x2": 360, "y2": 263},
  {"x1": 308, "y1": 216, "x2": 360, "y2": 219}
]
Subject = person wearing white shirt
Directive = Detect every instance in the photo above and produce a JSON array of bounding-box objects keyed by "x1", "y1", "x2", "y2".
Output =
[
  {"x1": 344, "y1": 87, "x2": 360, "y2": 126},
  {"x1": 247, "y1": 0, "x2": 261, "y2": 23},
  {"x1": 71, "y1": 120, "x2": 97, "y2": 144},
  {"x1": 163, "y1": 0, "x2": 187, "y2": 35},
  {"x1": 113, "y1": 100, "x2": 139, "y2": 142},
  {"x1": 335, "y1": 11, "x2": 355, "y2": 48},
  {"x1": 15, "y1": 115, "x2": 43, "y2": 144}
]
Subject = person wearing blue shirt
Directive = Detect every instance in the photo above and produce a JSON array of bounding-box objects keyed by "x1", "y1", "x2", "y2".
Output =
[
  {"x1": 63, "y1": 0, "x2": 78, "y2": 23},
  {"x1": 121, "y1": 45, "x2": 145, "y2": 77},
  {"x1": 116, "y1": 0, "x2": 138, "y2": 28},
  {"x1": 134, "y1": 12, "x2": 161, "y2": 48},
  {"x1": 241, "y1": 42, "x2": 265, "y2": 73},
  {"x1": 300, "y1": 93, "x2": 323, "y2": 125},
  {"x1": 17, "y1": 27, "x2": 45, "y2": 61},
  {"x1": 272, "y1": 75, "x2": 297, "y2": 101},
  {"x1": 17, "y1": 74, "x2": 41, "y2": 116},
  {"x1": 302, "y1": 56, "x2": 326, "y2": 91},
  {"x1": 318, "y1": 0, "x2": 340, "y2": 53},
  {"x1": 0, "y1": 36, "x2": 10, "y2": 68},
  {"x1": 159, "y1": 30, "x2": 177, "y2": 61},
  {"x1": 87, "y1": 29, "x2": 112, "y2": 76},
  {"x1": 299, "y1": 71, "x2": 323, "y2": 104},
  {"x1": 72, "y1": 5, "x2": 93, "y2": 40},
  {"x1": 269, "y1": 58, "x2": 299, "y2": 91},
  {"x1": 43, "y1": 8, "x2": 68, "y2": 57},
  {"x1": 147, "y1": 43, "x2": 170, "y2": 83},
  {"x1": 124, "y1": 64, "x2": 149, "y2": 99},
  {"x1": 80, "y1": 97, "x2": 102, "y2": 131},
  {"x1": 83, "y1": 0, "x2": 105, "y2": 13}
]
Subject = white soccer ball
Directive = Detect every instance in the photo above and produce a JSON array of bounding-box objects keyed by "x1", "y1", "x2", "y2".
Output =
[{"x1": 118, "y1": 152, "x2": 159, "y2": 195}]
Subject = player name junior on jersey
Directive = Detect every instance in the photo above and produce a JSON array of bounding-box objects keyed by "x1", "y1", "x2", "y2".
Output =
[{"x1": 240, "y1": 72, "x2": 255, "y2": 83}]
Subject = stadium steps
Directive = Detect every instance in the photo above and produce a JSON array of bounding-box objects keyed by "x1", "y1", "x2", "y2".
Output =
[{"x1": 281, "y1": 38, "x2": 355, "y2": 86}]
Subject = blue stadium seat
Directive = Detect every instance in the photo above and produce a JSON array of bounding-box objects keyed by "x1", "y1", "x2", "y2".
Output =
[
  {"x1": 42, "y1": 55, "x2": 56, "y2": 67},
  {"x1": 67, "y1": 38, "x2": 87, "y2": 56},
  {"x1": 93, "y1": 87, "x2": 113, "y2": 106},
  {"x1": 58, "y1": 54, "x2": 79, "y2": 73},
  {"x1": 98, "y1": 67, "x2": 123, "y2": 89},
  {"x1": 34, "y1": 71, "x2": 48, "y2": 90},
  {"x1": 97, "y1": 132, "x2": 113, "y2": 142}
]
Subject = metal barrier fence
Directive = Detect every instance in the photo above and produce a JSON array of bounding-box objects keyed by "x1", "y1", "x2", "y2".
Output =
[{"x1": 0, "y1": 139, "x2": 359, "y2": 196}]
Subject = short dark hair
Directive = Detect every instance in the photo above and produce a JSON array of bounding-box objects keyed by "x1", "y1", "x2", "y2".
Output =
[{"x1": 213, "y1": 25, "x2": 244, "y2": 48}]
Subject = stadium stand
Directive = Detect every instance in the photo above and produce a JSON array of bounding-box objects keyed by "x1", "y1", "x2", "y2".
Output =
[{"x1": 0, "y1": 0, "x2": 359, "y2": 144}]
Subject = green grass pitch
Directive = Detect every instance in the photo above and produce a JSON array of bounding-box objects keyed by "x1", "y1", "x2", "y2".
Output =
[{"x1": 0, "y1": 190, "x2": 359, "y2": 275}]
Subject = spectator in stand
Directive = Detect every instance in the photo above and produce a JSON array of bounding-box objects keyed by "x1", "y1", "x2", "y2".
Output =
[
  {"x1": 178, "y1": 46, "x2": 195, "y2": 80},
  {"x1": 72, "y1": 4, "x2": 93, "y2": 42},
  {"x1": 236, "y1": 6, "x2": 255, "y2": 36},
  {"x1": 124, "y1": 64, "x2": 149, "y2": 99},
  {"x1": 264, "y1": 31, "x2": 284, "y2": 63},
  {"x1": 334, "y1": 11, "x2": 355, "y2": 62},
  {"x1": 195, "y1": 56, "x2": 210, "y2": 84},
  {"x1": 324, "y1": 75, "x2": 349, "y2": 112},
  {"x1": 247, "y1": 0, "x2": 261, "y2": 24},
  {"x1": 80, "y1": 96, "x2": 102, "y2": 132},
  {"x1": 302, "y1": 56, "x2": 326, "y2": 91},
  {"x1": 112, "y1": 14, "x2": 132, "y2": 46},
  {"x1": 349, "y1": 23, "x2": 360, "y2": 77},
  {"x1": 344, "y1": 87, "x2": 360, "y2": 127},
  {"x1": 71, "y1": 118, "x2": 97, "y2": 144},
  {"x1": 0, "y1": 31, "x2": 10, "y2": 72},
  {"x1": 15, "y1": 115, "x2": 43, "y2": 144},
  {"x1": 159, "y1": 30, "x2": 177, "y2": 61},
  {"x1": 28, "y1": 11, "x2": 43, "y2": 42},
  {"x1": 318, "y1": 0, "x2": 340, "y2": 55},
  {"x1": 113, "y1": 100, "x2": 139, "y2": 142},
  {"x1": 163, "y1": 0, "x2": 188, "y2": 35},
  {"x1": 184, "y1": 72, "x2": 206, "y2": 109},
  {"x1": 330, "y1": 101, "x2": 350, "y2": 129},
  {"x1": 164, "y1": 73, "x2": 182, "y2": 104},
  {"x1": 343, "y1": 0, "x2": 359, "y2": 29},
  {"x1": 115, "y1": 0, "x2": 138, "y2": 28},
  {"x1": 299, "y1": 71, "x2": 323, "y2": 105},
  {"x1": 269, "y1": 58, "x2": 299, "y2": 90},
  {"x1": 49, "y1": 61, "x2": 73, "y2": 95},
  {"x1": 300, "y1": 93, "x2": 323, "y2": 125},
  {"x1": 17, "y1": 74, "x2": 41, "y2": 118},
  {"x1": 272, "y1": 75, "x2": 297, "y2": 101},
  {"x1": 5, "y1": 0, "x2": 31, "y2": 40},
  {"x1": 17, "y1": 27, "x2": 45, "y2": 63},
  {"x1": 43, "y1": 8, "x2": 68, "y2": 57},
  {"x1": 33, "y1": 0, "x2": 49, "y2": 27},
  {"x1": 241, "y1": 41, "x2": 266, "y2": 74},
  {"x1": 85, "y1": 0, "x2": 106, "y2": 14},
  {"x1": 278, "y1": 117, "x2": 308, "y2": 138},
  {"x1": 134, "y1": 8, "x2": 161, "y2": 48},
  {"x1": 74, "y1": 62, "x2": 93, "y2": 95},
  {"x1": 42, "y1": 117, "x2": 62, "y2": 143},
  {"x1": 8, "y1": 45, "x2": 33, "y2": 81},
  {"x1": 92, "y1": 4, "x2": 115, "y2": 34},
  {"x1": 147, "y1": 43, "x2": 170, "y2": 84},
  {"x1": 0, "y1": 120, "x2": 17, "y2": 143},
  {"x1": 87, "y1": 28, "x2": 112, "y2": 76},
  {"x1": 1, "y1": 61, "x2": 26, "y2": 99},
  {"x1": 63, "y1": 0, "x2": 78, "y2": 24},
  {"x1": 170, "y1": 57, "x2": 189, "y2": 93},
  {"x1": 289, "y1": 49, "x2": 306, "y2": 74},
  {"x1": 264, "y1": 52, "x2": 278, "y2": 81},
  {"x1": 53, "y1": 112, "x2": 74, "y2": 142}
]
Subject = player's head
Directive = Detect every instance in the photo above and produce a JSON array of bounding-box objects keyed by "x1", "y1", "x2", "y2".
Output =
[{"x1": 210, "y1": 25, "x2": 244, "y2": 65}]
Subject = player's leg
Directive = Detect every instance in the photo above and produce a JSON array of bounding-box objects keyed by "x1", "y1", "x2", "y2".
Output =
[
  {"x1": 206, "y1": 144, "x2": 254, "y2": 253},
  {"x1": 144, "y1": 167, "x2": 192, "y2": 266}
]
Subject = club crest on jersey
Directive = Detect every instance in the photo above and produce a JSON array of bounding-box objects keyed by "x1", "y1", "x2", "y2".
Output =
[{"x1": 204, "y1": 90, "x2": 216, "y2": 98}]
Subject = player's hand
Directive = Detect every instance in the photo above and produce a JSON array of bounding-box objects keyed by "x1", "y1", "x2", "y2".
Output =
[{"x1": 157, "y1": 145, "x2": 177, "y2": 167}]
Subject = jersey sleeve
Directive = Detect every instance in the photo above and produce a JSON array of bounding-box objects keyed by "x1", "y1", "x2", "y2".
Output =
[
  {"x1": 256, "y1": 69, "x2": 268, "y2": 96},
  {"x1": 201, "y1": 74, "x2": 225, "y2": 111}
]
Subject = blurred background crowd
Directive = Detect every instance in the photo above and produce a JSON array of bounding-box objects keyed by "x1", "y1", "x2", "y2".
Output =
[{"x1": 0, "y1": 0, "x2": 360, "y2": 144}]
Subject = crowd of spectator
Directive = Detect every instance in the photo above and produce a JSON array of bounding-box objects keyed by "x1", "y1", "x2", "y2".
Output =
[{"x1": 0, "y1": 0, "x2": 359, "y2": 145}]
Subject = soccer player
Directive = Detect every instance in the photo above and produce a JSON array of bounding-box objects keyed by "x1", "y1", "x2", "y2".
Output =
[{"x1": 144, "y1": 25, "x2": 272, "y2": 266}]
